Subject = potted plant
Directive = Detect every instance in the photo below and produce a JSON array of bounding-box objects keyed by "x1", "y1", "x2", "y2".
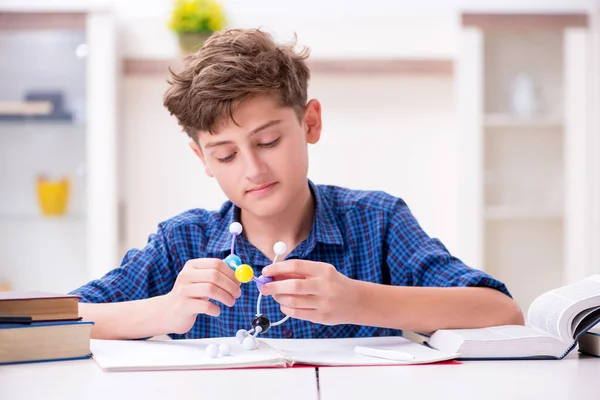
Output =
[{"x1": 169, "y1": 0, "x2": 226, "y2": 54}]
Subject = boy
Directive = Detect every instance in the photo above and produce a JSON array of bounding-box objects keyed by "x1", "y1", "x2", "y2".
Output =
[{"x1": 71, "y1": 28, "x2": 523, "y2": 340}]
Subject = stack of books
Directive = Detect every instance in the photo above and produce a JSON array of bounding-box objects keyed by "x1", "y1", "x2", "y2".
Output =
[
  {"x1": 577, "y1": 325, "x2": 600, "y2": 357},
  {"x1": 0, "y1": 291, "x2": 92, "y2": 365}
]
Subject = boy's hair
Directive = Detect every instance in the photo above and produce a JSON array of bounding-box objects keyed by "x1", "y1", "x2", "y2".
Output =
[{"x1": 163, "y1": 28, "x2": 311, "y2": 140}]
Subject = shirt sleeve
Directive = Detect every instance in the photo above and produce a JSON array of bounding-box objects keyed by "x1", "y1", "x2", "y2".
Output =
[
  {"x1": 70, "y1": 222, "x2": 178, "y2": 303},
  {"x1": 384, "y1": 199, "x2": 511, "y2": 297}
]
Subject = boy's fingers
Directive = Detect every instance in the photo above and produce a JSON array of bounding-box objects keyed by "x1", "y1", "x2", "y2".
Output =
[
  {"x1": 272, "y1": 294, "x2": 319, "y2": 309},
  {"x1": 188, "y1": 269, "x2": 242, "y2": 298},
  {"x1": 271, "y1": 273, "x2": 306, "y2": 281},
  {"x1": 185, "y1": 282, "x2": 236, "y2": 307},
  {"x1": 185, "y1": 258, "x2": 241, "y2": 289},
  {"x1": 190, "y1": 258, "x2": 240, "y2": 286},
  {"x1": 260, "y1": 278, "x2": 316, "y2": 296},
  {"x1": 279, "y1": 305, "x2": 314, "y2": 322},
  {"x1": 186, "y1": 298, "x2": 221, "y2": 317},
  {"x1": 262, "y1": 260, "x2": 321, "y2": 278}
]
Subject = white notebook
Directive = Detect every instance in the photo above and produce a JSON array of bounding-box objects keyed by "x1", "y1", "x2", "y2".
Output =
[{"x1": 90, "y1": 336, "x2": 459, "y2": 372}]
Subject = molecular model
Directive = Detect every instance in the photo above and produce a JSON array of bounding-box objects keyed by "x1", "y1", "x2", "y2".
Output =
[{"x1": 206, "y1": 222, "x2": 290, "y2": 357}]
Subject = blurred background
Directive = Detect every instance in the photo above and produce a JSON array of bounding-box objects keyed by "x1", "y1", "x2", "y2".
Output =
[{"x1": 0, "y1": 0, "x2": 599, "y2": 313}]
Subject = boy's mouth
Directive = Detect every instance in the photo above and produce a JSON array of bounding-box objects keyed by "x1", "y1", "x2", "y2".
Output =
[{"x1": 246, "y1": 182, "x2": 277, "y2": 195}]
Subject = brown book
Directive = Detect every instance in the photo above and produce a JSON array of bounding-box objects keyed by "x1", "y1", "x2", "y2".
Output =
[
  {"x1": 0, "y1": 291, "x2": 80, "y2": 322},
  {"x1": 0, "y1": 320, "x2": 93, "y2": 364}
]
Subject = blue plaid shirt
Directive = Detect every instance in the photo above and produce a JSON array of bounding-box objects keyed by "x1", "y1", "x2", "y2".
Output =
[{"x1": 71, "y1": 180, "x2": 510, "y2": 339}]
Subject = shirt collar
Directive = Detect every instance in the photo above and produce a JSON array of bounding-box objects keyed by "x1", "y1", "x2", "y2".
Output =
[
  {"x1": 206, "y1": 179, "x2": 344, "y2": 256},
  {"x1": 308, "y1": 179, "x2": 344, "y2": 247}
]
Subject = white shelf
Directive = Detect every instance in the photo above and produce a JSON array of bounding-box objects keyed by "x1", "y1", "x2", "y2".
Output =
[
  {"x1": 0, "y1": 213, "x2": 84, "y2": 222},
  {"x1": 485, "y1": 206, "x2": 562, "y2": 220},
  {"x1": 484, "y1": 114, "x2": 562, "y2": 128},
  {"x1": 0, "y1": 121, "x2": 84, "y2": 128},
  {"x1": 0, "y1": 9, "x2": 118, "y2": 293}
]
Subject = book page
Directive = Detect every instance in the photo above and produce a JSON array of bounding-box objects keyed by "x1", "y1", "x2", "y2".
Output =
[
  {"x1": 427, "y1": 325, "x2": 553, "y2": 355},
  {"x1": 527, "y1": 275, "x2": 600, "y2": 342},
  {"x1": 90, "y1": 337, "x2": 289, "y2": 371},
  {"x1": 263, "y1": 336, "x2": 459, "y2": 366},
  {"x1": 570, "y1": 308, "x2": 598, "y2": 335},
  {"x1": 441, "y1": 325, "x2": 552, "y2": 340},
  {"x1": 587, "y1": 323, "x2": 600, "y2": 335},
  {"x1": 427, "y1": 325, "x2": 565, "y2": 359}
]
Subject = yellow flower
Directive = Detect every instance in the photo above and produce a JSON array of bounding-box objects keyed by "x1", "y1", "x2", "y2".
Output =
[{"x1": 169, "y1": 0, "x2": 226, "y2": 34}]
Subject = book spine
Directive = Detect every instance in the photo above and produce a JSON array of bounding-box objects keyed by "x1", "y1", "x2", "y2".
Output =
[{"x1": 559, "y1": 340, "x2": 578, "y2": 359}]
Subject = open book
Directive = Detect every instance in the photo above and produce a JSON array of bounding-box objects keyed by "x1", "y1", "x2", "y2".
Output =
[
  {"x1": 90, "y1": 336, "x2": 459, "y2": 372},
  {"x1": 422, "y1": 275, "x2": 600, "y2": 360}
]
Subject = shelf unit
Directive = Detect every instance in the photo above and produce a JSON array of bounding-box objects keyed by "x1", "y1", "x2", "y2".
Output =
[
  {"x1": 483, "y1": 113, "x2": 563, "y2": 128},
  {"x1": 122, "y1": 58, "x2": 454, "y2": 77},
  {"x1": 485, "y1": 206, "x2": 562, "y2": 221},
  {"x1": 456, "y1": 13, "x2": 597, "y2": 310},
  {"x1": 0, "y1": 9, "x2": 118, "y2": 293}
]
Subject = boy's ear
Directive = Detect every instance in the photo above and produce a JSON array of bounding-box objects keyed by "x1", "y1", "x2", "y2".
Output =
[
  {"x1": 304, "y1": 99, "x2": 322, "y2": 144},
  {"x1": 188, "y1": 140, "x2": 214, "y2": 178}
]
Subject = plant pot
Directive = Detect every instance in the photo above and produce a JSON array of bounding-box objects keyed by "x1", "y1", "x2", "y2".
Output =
[{"x1": 178, "y1": 32, "x2": 212, "y2": 54}]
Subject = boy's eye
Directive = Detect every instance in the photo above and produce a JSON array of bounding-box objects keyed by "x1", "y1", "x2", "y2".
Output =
[
  {"x1": 214, "y1": 137, "x2": 279, "y2": 163},
  {"x1": 259, "y1": 137, "x2": 280, "y2": 148},
  {"x1": 216, "y1": 152, "x2": 236, "y2": 163}
]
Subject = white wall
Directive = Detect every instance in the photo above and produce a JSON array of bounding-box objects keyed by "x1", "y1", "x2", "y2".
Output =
[
  {"x1": 121, "y1": 77, "x2": 228, "y2": 253},
  {"x1": 592, "y1": 6, "x2": 600, "y2": 272}
]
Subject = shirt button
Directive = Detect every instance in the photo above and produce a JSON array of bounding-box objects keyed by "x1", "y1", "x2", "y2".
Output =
[{"x1": 284, "y1": 329, "x2": 294, "y2": 338}]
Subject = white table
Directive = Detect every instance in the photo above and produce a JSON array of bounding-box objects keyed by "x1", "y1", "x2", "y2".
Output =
[
  {"x1": 318, "y1": 352, "x2": 600, "y2": 400},
  {"x1": 0, "y1": 358, "x2": 319, "y2": 400},
  {"x1": 3, "y1": 352, "x2": 600, "y2": 400}
]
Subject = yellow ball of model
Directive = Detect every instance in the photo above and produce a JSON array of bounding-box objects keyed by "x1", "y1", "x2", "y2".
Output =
[{"x1": 235, "y1": 264, "x2": 255, "y2": 283}]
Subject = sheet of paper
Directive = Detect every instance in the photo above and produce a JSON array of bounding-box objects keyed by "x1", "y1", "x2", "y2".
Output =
[
  {"x1": 90, "y1": 337, "x2": 288, "y2": 371},
  {"x1": 263, "y1": 336, "x2": 459, "y2": 366}
]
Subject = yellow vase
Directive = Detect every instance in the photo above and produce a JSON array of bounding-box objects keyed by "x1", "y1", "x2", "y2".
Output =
[{"x1": 37, "y1": 177, "x2": 70, "y2": 216}]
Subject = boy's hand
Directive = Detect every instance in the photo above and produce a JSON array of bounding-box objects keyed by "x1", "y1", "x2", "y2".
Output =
[
  {"x1": 259, "y1": 260, "x2": 361, "y2": 325},
  {"x1": 162, "y1": 258, "x2": 242, "y2": 334}
]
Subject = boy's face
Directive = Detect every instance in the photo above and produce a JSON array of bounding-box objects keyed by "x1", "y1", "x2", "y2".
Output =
[{"x1": 191, "y1": 94, "x2": 322, "y2": 218}]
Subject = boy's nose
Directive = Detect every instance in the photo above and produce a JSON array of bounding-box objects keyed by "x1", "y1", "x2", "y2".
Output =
[{"x1": 243, "y1": 152, "x2": 268, "y2": 180}]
